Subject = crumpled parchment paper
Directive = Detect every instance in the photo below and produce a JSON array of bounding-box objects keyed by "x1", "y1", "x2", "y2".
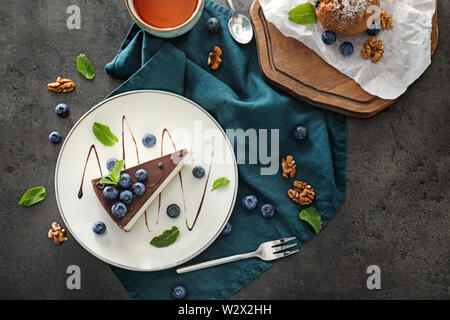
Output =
[{"x1": 259, "y1": 0, "x2": 436, "y2": 99}]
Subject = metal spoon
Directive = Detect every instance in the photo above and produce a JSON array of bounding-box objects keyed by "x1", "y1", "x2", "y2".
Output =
[{"x1": 226, "y1": 0, "x2": 253, "y2": 44}]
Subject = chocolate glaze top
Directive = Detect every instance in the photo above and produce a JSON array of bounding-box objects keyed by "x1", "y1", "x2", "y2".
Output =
[{"x1": 91, "y1": 149, "x2": 188, "y2": 230}]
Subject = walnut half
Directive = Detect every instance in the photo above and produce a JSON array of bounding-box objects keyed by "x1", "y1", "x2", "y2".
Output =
[
  {"x1": 361, "y1": 38, "x2": 385, "y2": 63},
  {"x1": 281, "y1": 155, "x2": 296, "y2": 179},
  {"x1": 48, "y1": 221, "x2": 68, "y2": 245},
  {"x1": 287, "y1": 181, "x2": 316, "y2": 206},
  {"x1": 380, "y1": 10, "x2": 393, "y2": 30},
  {"x1": 207, "y1": 46, "x2": 223, "y2": 71},
  {"x1": 47, "y1": 77, "x2": 76, "y2": 93}
]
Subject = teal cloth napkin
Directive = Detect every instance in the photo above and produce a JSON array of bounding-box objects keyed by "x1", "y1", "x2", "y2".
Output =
[{"x1": 105, "y1": 0, "x2": 346, "y2": 300}]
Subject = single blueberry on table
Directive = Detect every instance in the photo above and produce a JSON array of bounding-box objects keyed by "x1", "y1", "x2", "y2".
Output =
[
  {"x1": 119, "y1": 190, "x2": 133, "y2": 204},
  {"x1": 366, "y1": 22, "x2": 381, "y2": 36},
  {"x1": 172, "y1": 285, "x2": 187, "y2": 300},
  {"x1": 48, "y1": 131, "x2": 62, "y2": 144},
  {"x1": 106, "y1": 158, "x2": 119, "y2": 171},
  {"x1": 261, "y1": 203, "x2": 276, "y2": 218},
  {"x1": 135, "y1": 169, "x2": 148, "y2": 182},
  {"x1": 111, "y1": 202, "x2": 127, "y2": 218},
  {"x1": 118, "y1": 173, "x2": 132, "y2": 189},
  {"x1": 166, "y1": 204, "x2": 181, "y2": 218},
  {"x1": 292, "y1": 125, "x2": 308, "y2": 141},
  {"x1": 131, "y1": 182, "x2": 146, "y2": 196},
  {"x1": 207, "y1": 17, "x2": 221, "y2": 33},
  {"x1": 92, "y1": 221, "x2": 106, "y2": 235},
  {"x1": 54, "y1": 103, "x2": 69, "y2": 118},
  {"x1": 242, "y1": 195, "x2": 258, "y2": 211},
  {"x1": 192, "y1": 166, "x2": 205, "y2": 179},
  {"x1": 222, "y1": 222, "x2": 232, "y2": 236},
  {"x1": 103, "y1": 185, "x2": 119, "y2": 200},
  {"x1": 321, "y1": 30, "x2": 337, "y2": 45},
  {"x1": 340, "y1": 42, "x2": 354, "y2": 56},
  {"x1": 142, "y1": 134, "x2": 156, "y2": 148}
]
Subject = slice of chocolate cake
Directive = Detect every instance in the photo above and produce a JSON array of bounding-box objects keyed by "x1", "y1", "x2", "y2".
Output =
[{"x1": 91, "y1": 149, "x2": 189, "y2": 231}]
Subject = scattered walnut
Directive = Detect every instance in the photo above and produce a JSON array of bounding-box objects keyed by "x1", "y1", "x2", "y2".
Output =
[
  {"x1": 380, "y1": 10, "x2": 393, "y2": 30},
  {"x1": 287, "y1": 180, "x2": 316, "y2": 206},
  {"x1": 207, "y1": 46, "x2": 222, "y2": 70},
  {"x1": 47, "y1": 77, "x2": 76, "y2": 93},
  {"x1": 361, "y1": 38, "x2": 385, "y2": 63},
  {"x1": 281, "y1": 155, "x2": 296, "y2": 179},
  {"x1": 48, "y1": 221, "x2": 68, "y2": 245}
]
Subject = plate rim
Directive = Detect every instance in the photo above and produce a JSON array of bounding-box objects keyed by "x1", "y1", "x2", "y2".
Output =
[{"x1": 54, "y1": 90, "x2": 239, "y2": 272}]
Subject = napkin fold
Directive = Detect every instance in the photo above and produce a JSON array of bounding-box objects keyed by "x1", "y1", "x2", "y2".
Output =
[{"x1": 105, "y1": 0, "x2": 346, "y2": 300}]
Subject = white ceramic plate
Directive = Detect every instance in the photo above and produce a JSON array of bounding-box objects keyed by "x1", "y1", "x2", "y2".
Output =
[{"x1": 55, "y1": 90, "x2": 238, "y2": 271}]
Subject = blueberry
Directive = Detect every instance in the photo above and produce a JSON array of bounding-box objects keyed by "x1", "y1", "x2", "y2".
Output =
[
  {"x1": 167, "y1": 204, "x2": 180, "y2": 218},
  {"x1": 103, "y1": 185, "x2": 119, "y2": 200},
  {"x1": 192, "y1": 166, "x2": 205, "y2": 179},
  {"x1": 131, "y1": 182, "x2": 146, "y2": 196},
  {"x1": 55, "y1": 103, "x2": 69, "y2": 118},
  {"x1": 222, "y1": 222, "x2": 232, "y2": 236},
  {"x1": 118, "y1": 173, "x2": 132, "y2": 189},
  {"x1": 111, "y1": 202, "x2": 127, "y2": 218},
  {"x1": 103, "y1": 173, "x2": 111, "y2": 180},
  {"x1": 261, "y1": 203, "x2": 276, "y2": 218},
  {"x1": 135, "y1": 169, "x2": 148, "y2": 182},
  {"x1": 119, "y1": 190, "x2": 133, "y2": 204},
  {"x1": 206, "y1": 17, "x2": 221, "y2": 33},
  {"x1": 92, "y1": 221, "x2": 106, "y2": 235},
  {"x1": 48, "y1": 131, "x2": 62, "y2": 144},
  {"x1": 142, "y1": 134, "x2": 156, "y2": 148},
  {"x1": 292, "y1": 125, "x2": 308, "y2": 141},
  {"x1": 339, "y1": 42, "x2": 354, "y2": 56},
  {"x1": 242, "y1": 195, "x2": 258, "y2": 211},
  {"x1": 106, "y1": 158, "x2": 119, "y2": 171},
  {"x1": 321, "y1": 31, "x2": 337, "y2": 45},
  {"x1": 366, "y1": 22, "x2": 381, "y2": 36},
  {"x1": 172, "y1": 285, "x2": 187, "y2": 300}
]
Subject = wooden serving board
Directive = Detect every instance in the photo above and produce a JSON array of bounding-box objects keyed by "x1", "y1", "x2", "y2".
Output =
[{"x1": 250, "y1": 0, "x2": 439, "y2": 118}]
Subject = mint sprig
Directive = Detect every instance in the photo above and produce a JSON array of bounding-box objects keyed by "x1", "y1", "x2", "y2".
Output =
[
  {"x1": 19, "y1": 186, "x2": 47, "y2": 207},
  {"x1": 211, "y1": 177, "x2": 230, "y2": 191},
  {"x1": 92, "y1": 122, "x2": 118, "y2": 146},
  {"x1": 288, "y1": 3, "x2": 317, "y2": 25},
  {"x1": 150, "y1": 226, "x2": 180, "y2": 248},
  {"x1": 299, "y1": 207, "x2": 322, "y2": 234},
  {"x1": 76, "y1": 54, "x2": 96, "y2": 80},
  {"x1": 100, "y1": 160, "x2": 124, "y2": 185}
]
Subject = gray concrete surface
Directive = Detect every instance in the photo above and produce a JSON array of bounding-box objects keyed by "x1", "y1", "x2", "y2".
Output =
[{"x1": 0, "y1": 0, "x2": 448, "y2": 300}]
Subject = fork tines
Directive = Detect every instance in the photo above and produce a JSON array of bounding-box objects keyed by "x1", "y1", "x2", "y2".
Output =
[
  {"x1": 270, "y1": 236, "x2": 296, "y2": 247},
  {"x1": 270, "y1": 237, "x2": 299, "y2": 258}
]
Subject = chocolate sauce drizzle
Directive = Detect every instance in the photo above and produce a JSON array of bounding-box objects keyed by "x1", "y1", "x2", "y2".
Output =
[
  {"x1": 157, "y1": 128, "x2": 187, "y2": 225},
  {"x1": 122, "y1": 115, "x2": 140, "y2": 169},
  {"x1": 78, "y1": 144, "x2": 103, "y2": 199},
  {"x1": 122, "y1": 116, "x2": 154, "y2": 232},
  {"x1": 186, "y1": 150, "x2": 214, "y2": 231},
  {"x1": 77, "y1": 120, "x2": 212, "y2": 233}
]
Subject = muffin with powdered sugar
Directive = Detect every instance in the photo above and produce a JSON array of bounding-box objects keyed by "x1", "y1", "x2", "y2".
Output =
[{"x1": 316, "y1": 0, "x2": 380, "y2": 35}]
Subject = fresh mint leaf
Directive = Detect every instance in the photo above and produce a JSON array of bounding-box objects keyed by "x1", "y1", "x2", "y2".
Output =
[
  {"x1": 19, "y1": 186, "x2": 47, "y2": 207},
  {"x1": 100, "y1": 178, "x2": 116, "y2": 185},
  {"x1": 211, "y1": 177, "x2": 230, "y2": 191},
  {"x1": 92, "y1": 122, "x2": 118, "y2": 146},
  {"x1": 110, "y1": 160, "x2": 124, "y2": 184},
  {"x1": 299, "y1": 207, "x2": 322, "y2": 234},
  {"x1": 150, "y1": 226, "x2": 180, "y2": 248},
  {"x1": 288, "y1": 3, "x2": 317, "y2": 25},
  {"x1": 76, "y1": 54, "x2": 95, "y2": 80}
]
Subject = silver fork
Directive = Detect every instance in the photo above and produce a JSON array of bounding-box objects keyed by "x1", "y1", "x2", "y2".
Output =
[{"x1": 176, "y1": 237, "x2": 299, "y2": 274}]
